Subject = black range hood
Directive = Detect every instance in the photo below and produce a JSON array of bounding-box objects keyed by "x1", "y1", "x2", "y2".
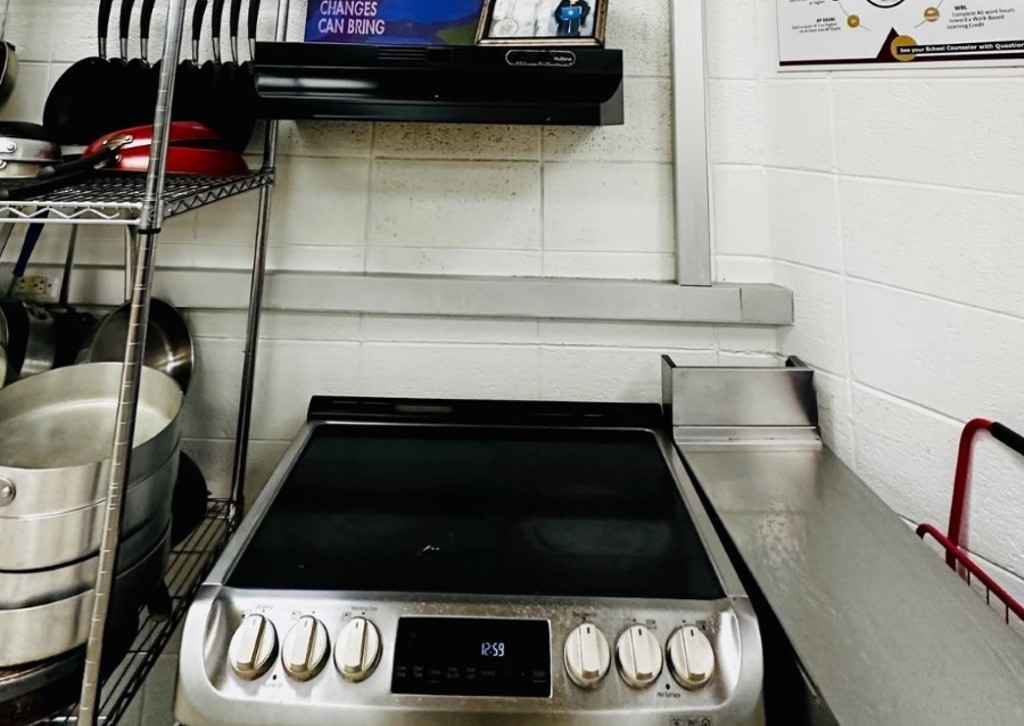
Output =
[{"x1": 253, "y1": 42, "x2": 624, "y2": 126}]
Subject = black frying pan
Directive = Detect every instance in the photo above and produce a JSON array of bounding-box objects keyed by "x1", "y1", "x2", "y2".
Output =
[
  {"x1": 106, "y1": 0, "x2": 134, "y2": 126},
  {"x1": 221, "y1": 0, "x2": 260, "y2": 151},
  {"x1": 172, "y1": 0, "x2": 210, "y2": 122},
  {"x1": 43, "y1": 0, "x2": 118, "y2": 144},
  {"x1": 199, "y1": 0, "x2": 227, "y2": 131},
  {"x1": 212, "y1": 0, "x2": 244, "y2": 145},
  {"x1": 124, "y1": 0, "x2": 158, "y2": 127}
]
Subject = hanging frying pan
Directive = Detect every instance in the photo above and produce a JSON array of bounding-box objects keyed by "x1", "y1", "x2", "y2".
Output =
[
  {"x1": 0, "y1": 0, "x2": 18, "y2": 110},
  {"x1": 221, "y1": 0, "x2": 260, "y2": 151},
  {"x1": 43, "y1": 0, "x2": 118, "y2": 145},
  {"x1": 200, "y1": 0, "x2": 227, "y2": 133},
  {"x1": 172, "y1": 0, "x2": 210, "y2": 122},
  {"x1": 105, "y1": 0, "x2": 137, "y2": 131},
  {"x1": 216, "y1": 0, "x2": 241, "y2": 134},
  {"x1": 124, "y1": 0, "x2": 158, "y2": 128}
]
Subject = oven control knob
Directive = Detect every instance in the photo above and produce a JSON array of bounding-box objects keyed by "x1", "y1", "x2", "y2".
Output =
[
  {"x1": 334, "y1": 617, "x2": 382, "y2": 682},
  {"x1": 282, "y1": 616, "x2": 331, "y2": 681},
  {"x1": 667, "y1": 625, "x2": 716, "y2": 690},
  {"x1": 616, "y1": 625, "x2": 663, "y2": 689},
  {"x1": 564, "y1": 623, "x2": 611, "y2": 689},
  {"x1": 228, "y1": 614, "x2": 278, "y2": 681}
]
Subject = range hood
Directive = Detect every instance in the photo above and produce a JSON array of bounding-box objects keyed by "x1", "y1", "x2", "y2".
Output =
[{"x1": 253, "y1": 42, "x2": 624, "y2": 126}]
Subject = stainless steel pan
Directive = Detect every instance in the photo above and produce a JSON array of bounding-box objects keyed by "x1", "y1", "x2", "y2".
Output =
[
  {"x1": 79, "y1": 298, "x2": 194, "y2": 392},
  {"x1": 0, "y1": 123, "x2": 60, "y2": 179}
]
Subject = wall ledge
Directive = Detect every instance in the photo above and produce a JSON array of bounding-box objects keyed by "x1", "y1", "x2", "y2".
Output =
[{"x1": 56, "y1": 266, "x2": 794, "y2": 326}]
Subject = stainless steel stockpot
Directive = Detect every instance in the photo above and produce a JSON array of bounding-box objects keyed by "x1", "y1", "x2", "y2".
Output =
[
  {"x1": 0, "y1": 525, "x2": 170, "y2": 667},
  {"x1": 0, "y1": 448, "x2": 178, "y2": 571},
  {"x1": 0, "y1": 364, "x2": 183, "y2": 570},
  {"x1": 0, "y1": 501, "x2": 170, "y2": 610}
]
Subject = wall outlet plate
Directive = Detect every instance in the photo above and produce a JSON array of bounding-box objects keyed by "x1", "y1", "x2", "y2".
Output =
[{"x1": 10, "y1": 276, "x2": 58, "y2": 303}]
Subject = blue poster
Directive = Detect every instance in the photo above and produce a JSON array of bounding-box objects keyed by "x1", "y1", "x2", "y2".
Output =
[{"x1": 305, "y1": 0, "x2": 486, "y2": 46}]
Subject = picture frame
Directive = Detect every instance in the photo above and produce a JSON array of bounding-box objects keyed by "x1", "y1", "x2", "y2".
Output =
[{"x1": 476, "y1": 0, "x2": 609, "y2": 47}]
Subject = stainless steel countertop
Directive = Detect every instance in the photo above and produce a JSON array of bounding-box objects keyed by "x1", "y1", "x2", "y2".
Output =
[{"x1": 680, "y1": 444, "x2": 1024, "y2": 726}]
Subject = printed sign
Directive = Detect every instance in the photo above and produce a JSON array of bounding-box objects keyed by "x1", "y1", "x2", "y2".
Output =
[
  {"x1": 305, "y1": 0, "x2": 486, "y2": 45},
  {"x1": 778, "y1": 0, "x2": 1024, "y2": 69}
]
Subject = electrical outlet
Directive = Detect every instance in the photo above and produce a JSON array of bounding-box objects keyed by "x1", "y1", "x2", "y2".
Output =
[{"x1": 10, "y1": 276, "x2": 57, "y2": 303}]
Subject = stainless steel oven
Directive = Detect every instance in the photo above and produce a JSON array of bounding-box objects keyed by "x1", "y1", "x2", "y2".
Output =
[{"x1": 175, "y1": 398, "x2": 764, "y2": 725}]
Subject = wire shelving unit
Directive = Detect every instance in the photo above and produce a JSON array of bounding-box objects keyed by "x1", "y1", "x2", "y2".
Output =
[{"x1": 0, "y1": 1, "x2": 286, "y2": 724}]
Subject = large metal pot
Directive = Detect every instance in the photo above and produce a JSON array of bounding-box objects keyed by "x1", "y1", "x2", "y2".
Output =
[
  {"x1": 0, "y1": 364, "x2": 183, "y2": 571},
  {"x1": 0, "y1": 503, "x2": 170, "y2": 610},
  {"x1": 0, "y1": 450, "x2": 177, "y2": 571},
  {"x1": 0, "y1": 525, "x2": 170, "y2": 667}
]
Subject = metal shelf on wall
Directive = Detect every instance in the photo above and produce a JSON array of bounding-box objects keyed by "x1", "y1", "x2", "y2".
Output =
[
  {"x1": 47, "y1": 500, "x2": 236, "y2": 726},
  {"x1": 0, "y1": 172, "x2": 274, "y2": 226}
]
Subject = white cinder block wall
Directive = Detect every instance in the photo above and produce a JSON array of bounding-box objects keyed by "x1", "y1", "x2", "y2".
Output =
[
  {"x1": 706, "y1": 0, "x2": 1024, "y2": 600},
  {"x1": 0, "y1": 0, "x2": 780, "y2": 516},
  {"x1": 4, "y1": 1, "x2": 1019, "y2": 599}
]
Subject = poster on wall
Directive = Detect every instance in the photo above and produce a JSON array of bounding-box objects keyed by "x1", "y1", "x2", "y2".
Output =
[
  {"x1": 305, "y1": 0, "x2": 486, "y2": 45},
  {"x1": 778, "y1": 1, "x2": 1024, "y2": 69}
]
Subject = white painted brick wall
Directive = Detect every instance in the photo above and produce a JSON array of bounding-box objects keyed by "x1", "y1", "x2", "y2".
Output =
[
  {"x1": 707, "y1": 1, "x2": 1024, "y2": 598},
  {"x1": 1, "y1": 1, "x2": 677, "y2": 282}
]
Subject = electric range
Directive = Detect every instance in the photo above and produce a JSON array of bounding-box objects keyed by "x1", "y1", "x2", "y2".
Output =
[{"x1": 175, "y1": 397, "x2": 764, "y2": 726}]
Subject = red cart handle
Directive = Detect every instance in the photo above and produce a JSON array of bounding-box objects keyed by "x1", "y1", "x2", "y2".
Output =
[{"x1": 946, "y1": 419, "x2": 1024, "y2": 568}]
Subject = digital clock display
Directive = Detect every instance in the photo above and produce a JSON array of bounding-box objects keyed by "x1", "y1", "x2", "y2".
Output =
[
  {"x1": 481, "y1": 641, "x2": 506, "y2": 657},
  {"x1": 392, "y1": 618, "x2": 550, "y2": 697}
]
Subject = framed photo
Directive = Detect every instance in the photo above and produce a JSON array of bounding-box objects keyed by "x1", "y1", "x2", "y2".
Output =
[{"x1": 477, "y1": 0, "x2": 609, "y2": 46}]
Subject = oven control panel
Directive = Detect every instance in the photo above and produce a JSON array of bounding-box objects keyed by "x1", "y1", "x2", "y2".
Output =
[
  {"x1": 223, "y1": 613, "x2": 716, "y2": 695},
  {"x1": 176, "y1": 593, "x2": 763, "y2": 726}
]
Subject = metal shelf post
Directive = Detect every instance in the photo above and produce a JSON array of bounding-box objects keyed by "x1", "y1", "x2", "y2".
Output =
[
  {"x1": 229, "y1": 0, "x2": 289, "y2": 517},
  {"x1": 75, "y1": 1, "x2": 189, "y2": 723}
]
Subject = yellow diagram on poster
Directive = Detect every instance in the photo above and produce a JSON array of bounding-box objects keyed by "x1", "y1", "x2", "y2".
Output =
[{"x1": 778, "y1": 0, "x2": 1024, "y2": 69}]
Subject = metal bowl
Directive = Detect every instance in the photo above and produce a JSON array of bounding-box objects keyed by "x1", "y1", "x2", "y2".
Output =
[{"x1": 78, "y1": 299, "x2": 194, "y2": 393}]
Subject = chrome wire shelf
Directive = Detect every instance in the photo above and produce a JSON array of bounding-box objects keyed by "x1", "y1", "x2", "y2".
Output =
[
  {"x1": 0, "y1": 172, "x2": 274, "y2": 226},
  {"x1": 48, "y1": 499, "x2": 235, "y2": 725}
]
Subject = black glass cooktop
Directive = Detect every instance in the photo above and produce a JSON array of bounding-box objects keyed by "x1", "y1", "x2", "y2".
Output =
[{"x1": 228, "y1": 424, "x2": 723, "y2": 600}]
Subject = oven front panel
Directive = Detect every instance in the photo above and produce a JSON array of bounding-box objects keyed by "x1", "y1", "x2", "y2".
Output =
[{"x1": 175, "y1": 591, "x2": 764, "y2": 726}]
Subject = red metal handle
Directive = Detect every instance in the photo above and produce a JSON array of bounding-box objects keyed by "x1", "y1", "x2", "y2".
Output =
[
  {"x1": 946, "y1": 418, "x2": 1024, "y2": 568},
  {"x1": 917, "y1": 523, "x2": 1024, "y2": 623}
]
